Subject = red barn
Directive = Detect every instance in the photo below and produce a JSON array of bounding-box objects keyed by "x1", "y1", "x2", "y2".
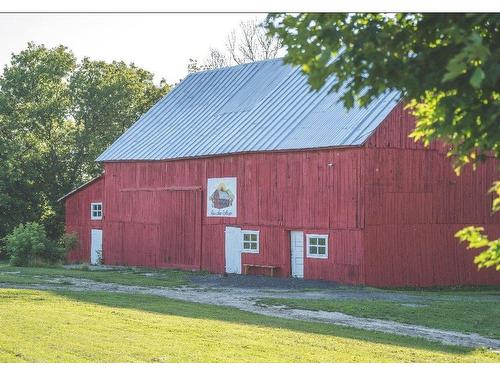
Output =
[{"x1": 61, "y1": 59, "x2": 500, "y2": 287}]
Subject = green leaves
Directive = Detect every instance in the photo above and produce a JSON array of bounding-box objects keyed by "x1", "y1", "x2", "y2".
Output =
[
  {"x1": 0, "y1": 43, "x2": 169, "y2": 240},
  {"x1": 443, "y1": 31, "x2": 489, "y2": 89},
  {"x1": 443, "y1": 55, "x2": 468, "y2": 82},
  {"x1": 69, "y1": 58, "x2": 170, "y2": 178},
  {"x1": 469, "y1": 67, "x2": 486, "y2": 88},
  {"x1": 490, "y1": 181, "x2": 500, "y2": 213},
  {"x1": 456, "y1": 226, "x2": 500, "y2": 271}
]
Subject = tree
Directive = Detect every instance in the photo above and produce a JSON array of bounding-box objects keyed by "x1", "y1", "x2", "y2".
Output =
[
  {"x1": 186, "y1": 54, "x2": 226, "y2": 74},
  {"x1": 226, "y1": 18, "x2": 283, "y2": 65},
  {"x1": 188, "y1": 17, "x2": 283, "y2": 73},
  {"x1": 0, "y1": 43, "x2": 77, "y2": 238},
  {"x1": 204, "y1": 48, "x2": 229, "y2": 70},
  {"x1": 0, "y1": 130, "x2": 44, "y2": 246},
  {"x1": 266, "y1": 13, "x2": 500, "y2": 270},
  {"x1": 69, "y1": 58, "x2": 170, "y2": 178},
  {"x1": 187, "y1": 58, "x2": 204, "y2": 73},
  {"x1": 0, "y1": 43, "x2": 169, "y2": 240}
]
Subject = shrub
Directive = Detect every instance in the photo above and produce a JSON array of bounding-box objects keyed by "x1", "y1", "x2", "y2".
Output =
[
  {"x1": 3, "y1": 223, "x2": 78, "y2": 266},
  {"x1": 58, "y1": 232, "x2": 79, "y2": 261}
]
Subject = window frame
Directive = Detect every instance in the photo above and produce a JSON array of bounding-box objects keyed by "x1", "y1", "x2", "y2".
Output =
[
  {"x1": 306, "y1": 234, "x2": 329, "y2": 259},
  {"x1": 242, "y1": 230, "x2": 259, "y2": 254},
  {"x1": 90, "y1": 202, "x2": 103, "y2": 220}
]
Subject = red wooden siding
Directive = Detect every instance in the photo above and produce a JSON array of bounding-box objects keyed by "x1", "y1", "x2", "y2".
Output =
[
  {"x1": 64, "y1": 176, "x2": 104, "y2": 262},
  {"x1": 303, "y1": 229, "x2": 364, "y2": 284},
  {"x1": 103, "y1": 187, "x2": 202, "y2": 270},
  {"x1": 101, "y1": 148, "x2": 365, "y2": 282},
  {"x1": 363, "y1": 102, "x2": 500, "y2": 286}
]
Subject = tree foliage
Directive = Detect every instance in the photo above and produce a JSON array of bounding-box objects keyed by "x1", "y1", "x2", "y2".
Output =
[
  {"x1": 0, "y1": 43, "x2": 169, "y2": 240},
  {"x1": 70, "y1": 58, "x2": 169, "y2": 178},
  {"x1": 266, "y1": 13, "x2": 500, "y2": 270},
  {"x1": 3, "y1": 222, "x2": 78, "y2": 266}
]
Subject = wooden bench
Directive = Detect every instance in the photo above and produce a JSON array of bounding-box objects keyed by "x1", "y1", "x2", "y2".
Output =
[{"x1": 243, "y1": 264, "x2": 279, "y2": 277}]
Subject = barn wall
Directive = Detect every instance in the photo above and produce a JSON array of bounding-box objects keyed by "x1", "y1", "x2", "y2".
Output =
[
  {"x1": 363, "y1": 102, "x2": 500, "y2": 286},
  {"x1": 63, "y1": 102, "x2": 500, "y2": 286},
  {"x1": 64, "y1": 177, "x2": 104, "y2": 263},
  {"x1": 102, "y1": 148, "x2": 366, "y2": 283}
]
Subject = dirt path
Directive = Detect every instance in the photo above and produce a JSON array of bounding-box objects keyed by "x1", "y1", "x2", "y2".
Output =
[{"x1": 2, "y1": 277, "x2": 500, "y2": 350}]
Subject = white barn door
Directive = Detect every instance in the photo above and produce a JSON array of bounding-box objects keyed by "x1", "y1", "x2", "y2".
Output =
[
  {"x1": 90, "y1": 229, "x2": 103, "y2": 265},
  {"x1": 290, "y1": 231, "x2": 304, "y2": 278},
  {"x1": 225, "y1": 226, "x2": 242, "y2": 274}
]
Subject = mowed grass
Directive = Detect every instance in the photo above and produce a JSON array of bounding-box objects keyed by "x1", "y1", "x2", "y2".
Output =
[
  {"x1": 0, "y1": 289, "x2": 499, "y2": 363},
  {"x1": 258, "y1": 296, "x2": 500, "y2": 339},
  {"x1": 0, "y1": 262, "x2": 192, "y2": 288}
]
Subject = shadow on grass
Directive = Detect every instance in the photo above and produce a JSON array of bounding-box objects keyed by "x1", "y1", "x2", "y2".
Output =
[
  {"x1": 0, "y1": 262, "x2": 193, "y2": 288},
  {"x1": 47, "y1": 288, "x2": 480, "y2": 357}
]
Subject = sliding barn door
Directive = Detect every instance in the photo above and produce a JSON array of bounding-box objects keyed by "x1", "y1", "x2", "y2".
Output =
[
  {"x1": 117, "y1": 187, "x2": 202, "y2": 270},
  {"x1": 158, "y1": 189, "x2": 202, "y2": 270}
]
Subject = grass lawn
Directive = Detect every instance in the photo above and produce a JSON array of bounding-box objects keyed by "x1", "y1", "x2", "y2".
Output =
[
  {"x1": 0, "y1": 288, "x2": 499, "y2": 363},
  {"x1": 258, "y1": 296, "x2": 500, "y2": 340},
  {"x1": 0, "y1": 261, "x2": 192, "y2": 288}
]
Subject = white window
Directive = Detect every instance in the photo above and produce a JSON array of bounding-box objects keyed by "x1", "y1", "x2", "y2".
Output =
[
  {"x1": 306, "y1": 234, "x2": 328, "y2": 259},
  {"x1": 242, "y1": 230, "x2": 259, "y2": 253},
  {"x1": 91, "y1": 202, "x2": 103, "y2": 220}
]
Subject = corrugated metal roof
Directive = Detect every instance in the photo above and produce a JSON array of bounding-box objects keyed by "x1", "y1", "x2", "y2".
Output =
[{"x1": 97, "y1": 58, "x2": 401, "y2": 162}]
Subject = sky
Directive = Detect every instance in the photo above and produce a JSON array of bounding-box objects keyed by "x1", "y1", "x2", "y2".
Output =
[{"x1": 0, "y1": 13, "x2": 267, "y2": 84}]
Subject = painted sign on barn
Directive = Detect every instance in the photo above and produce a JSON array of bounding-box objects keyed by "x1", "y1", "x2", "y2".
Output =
[{"x1": 207, "y1": 177, "x2": 237, "y2": 217}]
